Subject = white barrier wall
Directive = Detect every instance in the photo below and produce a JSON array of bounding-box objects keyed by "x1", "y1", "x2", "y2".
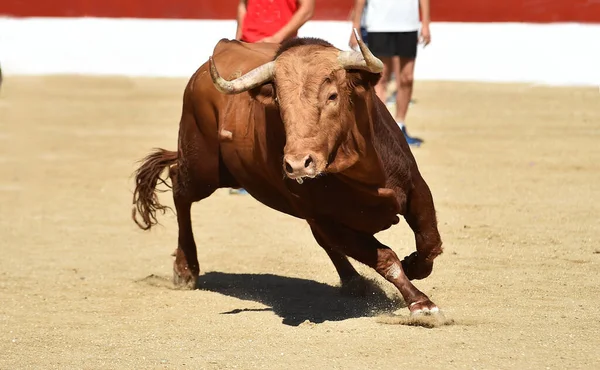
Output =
[{"x1": 1, "y1": 17, "x2": 599, "y2": 86}]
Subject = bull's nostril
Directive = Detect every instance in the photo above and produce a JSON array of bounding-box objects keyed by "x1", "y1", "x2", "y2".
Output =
[
  {"x1": 285, "y1": 162, "x2": 293, "y2": 174},
  {"x1": 304, "y1": 156, "x2": 313, "y2": 168}
]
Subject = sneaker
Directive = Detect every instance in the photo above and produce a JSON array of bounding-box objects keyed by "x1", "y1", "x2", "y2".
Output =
[
  {"x1": 229, "y1": 188, "x2": 248, "y2": 195},
  {"x1": 398, "y1": 124, "x2": 424, "y2": 147}
]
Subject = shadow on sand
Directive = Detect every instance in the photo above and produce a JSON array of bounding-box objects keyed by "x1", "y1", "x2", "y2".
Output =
[
  {"x1": 140, "y1": 272, "x2": 456, "y2": 328},
  {"x1": 193, "y1": 272, "x2": 403, "y2": 326}
]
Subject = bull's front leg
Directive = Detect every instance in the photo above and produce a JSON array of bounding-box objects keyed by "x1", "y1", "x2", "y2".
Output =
[
  {"x1": 309, "y1": 222, "x2": 371, "y2": 297},
  {"x1": 311, "y1": 220, "x2": 439, "y2": 315},
  {"x1": 400, "y1": 174, "x2": 444, "y2": 281}
]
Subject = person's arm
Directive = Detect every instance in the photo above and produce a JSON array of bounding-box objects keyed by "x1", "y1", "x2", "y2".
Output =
[
  {"x1": 349, "y1": 0, "x2": 366, "y2": 48},
  {"x1": 235, "y1": 0, "x2": 247, "y2": 40},
  {"x1": 419, "y1": 0, "x2": 431, "y2": 45},
  {"x1": 258, "y1": 0, "x2": 315, "y2": 43},
  {"x1": 347, "y1": 6, "x2": 355, "y2": 22}
]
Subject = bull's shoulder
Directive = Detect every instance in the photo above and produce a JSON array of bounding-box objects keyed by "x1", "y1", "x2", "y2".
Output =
[{"x1": 211, "y1": 38, "x2": 279, "y2": 79}]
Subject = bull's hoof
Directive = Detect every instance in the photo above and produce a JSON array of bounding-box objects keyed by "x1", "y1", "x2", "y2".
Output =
[
  {"x1": 401, "y1": 252, "x2": 433, "y2": 280},
  {"x1": 172, "y1": 265, "x2": 198, "y2": 290},
  {"x1": 408, "y1": 300, "x2": 439, "y2": 316}
]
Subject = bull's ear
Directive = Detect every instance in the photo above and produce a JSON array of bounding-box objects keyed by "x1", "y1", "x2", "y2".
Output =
[{"x1": 249, "y1": 83, "x2": 277, "y2": 106}]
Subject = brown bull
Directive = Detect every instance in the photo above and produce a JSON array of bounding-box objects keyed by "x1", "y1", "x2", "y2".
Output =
[{"x1": 132, "y1": 31, "x2": 444, "y2": 316}]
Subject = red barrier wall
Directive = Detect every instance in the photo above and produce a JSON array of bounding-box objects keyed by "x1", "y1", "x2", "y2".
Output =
[{"x1": 1, "y1": 0, "x2": 599, "y2": 23}]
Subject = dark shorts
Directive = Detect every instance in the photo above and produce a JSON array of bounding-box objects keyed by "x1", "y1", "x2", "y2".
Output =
[{"x1": 367, "y1": 31, "x2": 418, "y2": 59}]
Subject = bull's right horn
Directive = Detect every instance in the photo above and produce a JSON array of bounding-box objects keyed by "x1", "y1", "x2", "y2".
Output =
[
  {"x1": 337, "y1": 28, "x2": 384, "y2": 73},
  {"x1": 209, "y1": 57, "x2": 276, "y2": 94}
]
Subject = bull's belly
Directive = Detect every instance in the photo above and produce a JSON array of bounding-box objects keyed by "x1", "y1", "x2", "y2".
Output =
[
  {"x1": 240, "y1": 175, "x2": 400, "y2": 234},
  {"x1": 239, "y1": 179, "x2": 303, "y2": 220},
  {"x1": 290, "y1": 175, "x2": 401, "y2": 234},
  {"x1": 222, "y1": 154, "x2": 400, "y2": 234}
]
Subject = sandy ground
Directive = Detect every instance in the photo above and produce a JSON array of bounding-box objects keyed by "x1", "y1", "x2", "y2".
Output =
[{"x1": 0, "y1": 75, "x2": 599, "y2": 369}]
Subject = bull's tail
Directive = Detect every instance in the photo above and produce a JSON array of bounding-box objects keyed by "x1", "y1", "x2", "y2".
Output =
[{"x1": 131, "y1": 148, "x2": 178, "y2": 230}]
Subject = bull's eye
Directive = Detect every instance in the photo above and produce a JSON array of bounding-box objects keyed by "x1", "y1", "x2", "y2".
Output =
[{"x1": 328, "y1": 93, "x2": 338, "y2": 101}]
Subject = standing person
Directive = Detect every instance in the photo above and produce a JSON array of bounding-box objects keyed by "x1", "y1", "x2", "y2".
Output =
[
  {"x1": 349, "y1": 0, "x2": 431, "y2": 147},
  {"x1": 229, "y1": 0, "x2": 315, "y2": 194},
  {"x1": 348, "y1": 0, "x2": 368, "y2": 48},
  {"x1": 236, "y1": 0, "x2": 315, "y2": 44}
]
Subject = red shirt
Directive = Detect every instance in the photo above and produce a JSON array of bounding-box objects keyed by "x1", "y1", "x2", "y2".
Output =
[{"x1": 241, "y1": 0, "x2": 298, "y2": 43}]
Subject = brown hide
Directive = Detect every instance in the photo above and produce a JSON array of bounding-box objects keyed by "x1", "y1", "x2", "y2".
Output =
[
  {"x1": 190, "y1": 39, "x2": 406, "y2": 234},
  {"x1": 132, "y1": 37, "x2": 444, "y2": 312}
]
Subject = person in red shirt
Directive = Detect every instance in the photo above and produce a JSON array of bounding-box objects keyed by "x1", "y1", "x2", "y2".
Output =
[{"x1": 236, "y1": 0, "x2": 315, "y2": 44}]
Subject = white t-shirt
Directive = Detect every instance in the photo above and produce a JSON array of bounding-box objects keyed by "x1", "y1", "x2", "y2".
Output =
[{"x1": 365, "y1": 0, "x2": 421, "y2": 33}]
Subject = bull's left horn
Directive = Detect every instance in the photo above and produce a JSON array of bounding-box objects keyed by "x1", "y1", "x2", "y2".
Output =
[
  {"x1": 209, "y1": 57, "x2": 276, "y2": 94},
  {"x1": 337, "y1": 28, "x2": 383, "y2": 73}
]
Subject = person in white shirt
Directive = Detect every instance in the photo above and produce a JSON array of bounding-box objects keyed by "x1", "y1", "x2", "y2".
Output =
[{"x1": 349, "y1": 0, "x2": 431, "y2": 147}]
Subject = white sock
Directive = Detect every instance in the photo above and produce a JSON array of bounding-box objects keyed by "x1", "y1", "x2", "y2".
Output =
[{"x1": 397, "y1": 121, "x2": 405, "y2": 130}]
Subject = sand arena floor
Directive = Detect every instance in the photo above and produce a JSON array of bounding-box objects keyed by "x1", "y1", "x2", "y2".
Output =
[{"x1": 0, "y1": 76, "x2": 598, "y2": 369}]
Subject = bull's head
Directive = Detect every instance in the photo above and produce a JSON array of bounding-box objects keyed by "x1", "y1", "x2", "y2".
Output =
[{"x1": 209, "y1": 29, "x2": 383, "y2": 183}]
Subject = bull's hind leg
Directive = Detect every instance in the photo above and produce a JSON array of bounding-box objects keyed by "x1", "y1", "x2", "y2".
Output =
[
  {"x1": 309, "y1": 224, "x2": 367, "y2": 296},
  {"x1": 170, "y1": 113, "x2": 220, "y2": 289},
  {"x1": 312, "y1": 220, "x2": 439, "y2": 315},
  {"x1": 401, "y1": 175, "x2": 444, "y2": 281},
  {"x1": 170, "y1": 164, "x2": 206, "y2": 288}
]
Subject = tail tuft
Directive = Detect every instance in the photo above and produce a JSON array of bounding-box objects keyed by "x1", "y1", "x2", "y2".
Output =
[{"x1": 131, "y1": 148, "x2": 178, "y2": 230}]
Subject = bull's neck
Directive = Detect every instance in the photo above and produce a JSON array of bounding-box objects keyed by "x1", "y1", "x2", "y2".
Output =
[{"x1": 337, "y1": 90, "x2": 388, "y2": 186}]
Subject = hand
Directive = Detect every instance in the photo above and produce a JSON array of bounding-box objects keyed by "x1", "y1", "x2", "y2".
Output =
[{"x1": 419, "y1": 24, "x2": 431, "y2": 46}]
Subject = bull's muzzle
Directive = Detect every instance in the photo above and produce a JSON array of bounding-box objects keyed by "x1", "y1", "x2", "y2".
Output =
[{"x1": 283, "y1": 153, "x2": 318, "y2": 183}]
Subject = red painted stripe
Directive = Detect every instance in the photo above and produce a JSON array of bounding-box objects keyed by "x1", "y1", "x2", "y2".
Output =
[
  {"x1": 433, "y1": 0, "x2": 600, "y2": 23},
  {"x1": 1, "y1": 0, "x2": 599, "y2": 23}
]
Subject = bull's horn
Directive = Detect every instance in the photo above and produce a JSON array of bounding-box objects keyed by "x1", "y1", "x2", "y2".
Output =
[
  {"x1": 337, "y1": 28, "x2": 383, "y2": 73},
  {"x1": 209, "y1": 56, "x2": 276, "y2": 94}
]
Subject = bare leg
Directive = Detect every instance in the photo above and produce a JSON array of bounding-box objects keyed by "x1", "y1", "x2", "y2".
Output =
[
  {"x1": 374, "y1": 56, "x2": 393, "y2": 103},
  {"x1": 311, "y1": 220, "x2": 439, "y2": 314},
  {"x1": 389, "y1": 56, "x2": 400, "y2": 99},
  {"x1": 394, "y1": 57, "x2": 415, "y2": 123},
  {"x1": 393, "y1": 57, "x2": 422, "y2": 146}
]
